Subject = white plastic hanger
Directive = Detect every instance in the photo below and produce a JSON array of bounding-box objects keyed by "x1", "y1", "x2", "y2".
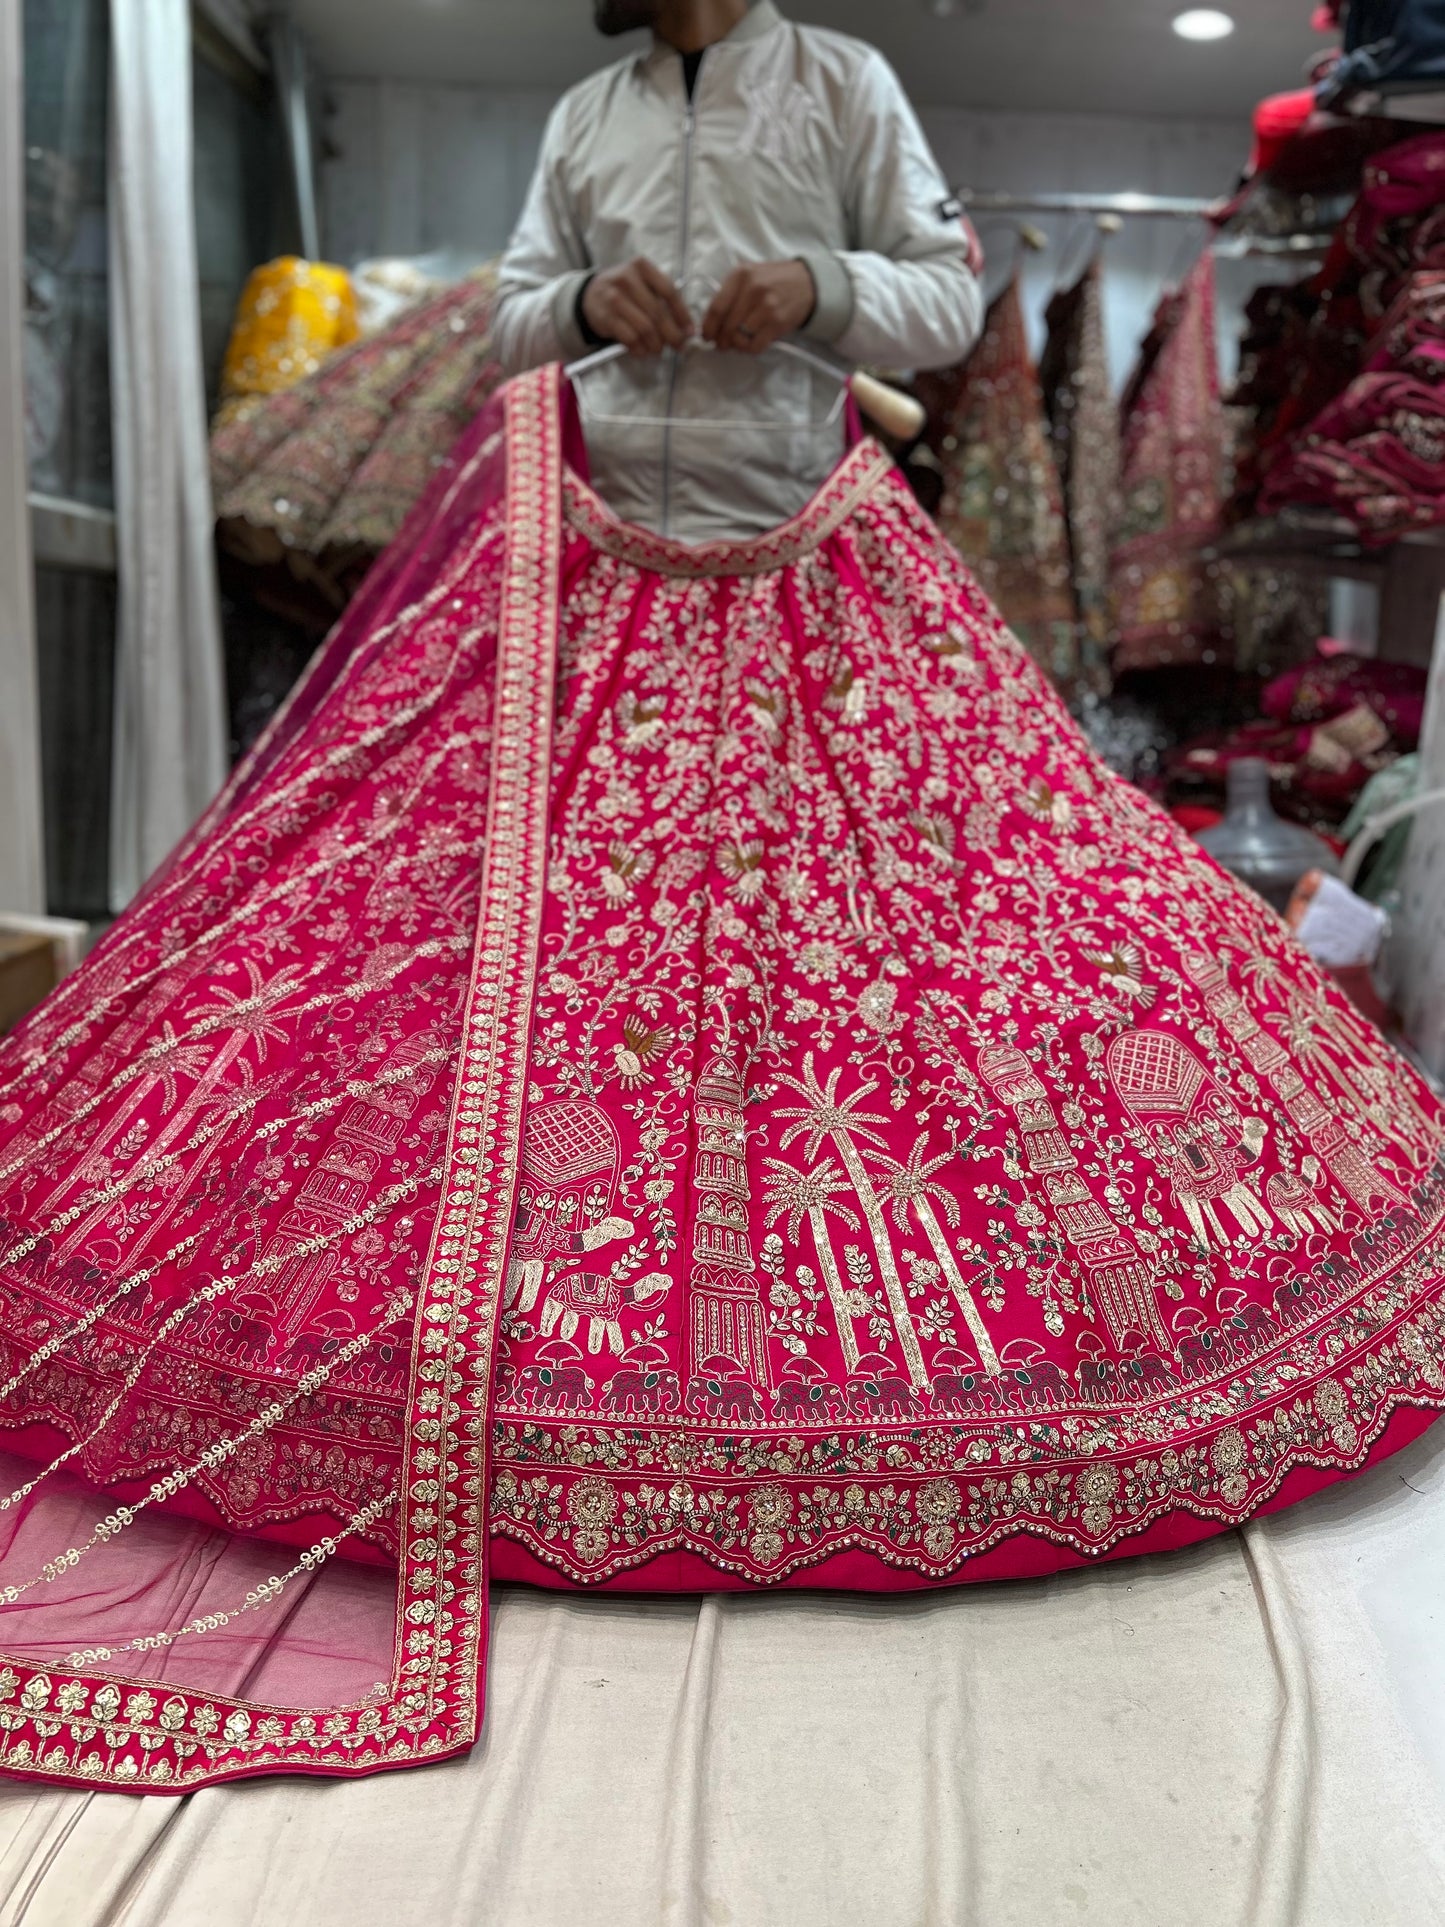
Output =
[{"x1": 564, "y1": 336, "x2": 926, "y2": 442}]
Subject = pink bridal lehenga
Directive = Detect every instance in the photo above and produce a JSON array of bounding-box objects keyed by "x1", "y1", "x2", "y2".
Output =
[{"x1": 1, "y1": 364, "x2": 1444, "y2": 1790}]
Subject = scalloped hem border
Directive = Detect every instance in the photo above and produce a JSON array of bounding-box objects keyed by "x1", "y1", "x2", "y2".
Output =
[{"x1": 487, "y1": 1394, "x2": 1445, "y2": 1593}]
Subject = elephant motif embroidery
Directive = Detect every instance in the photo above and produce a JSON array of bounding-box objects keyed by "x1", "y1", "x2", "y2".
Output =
[
  {"x1": 1183, "y1": 955, "x2": 1411, "y2": 1214},
  {"x1": 536, "y1": 1266, "x2": 670, "y2": 1354},
  {"x1": 506, "y1": 1096, "x2": 662, "y2": 1352},
  {"x1": 600, "y1": 1364, "x2": 681, "y2": 1415},
  {"x1": 1266, "y1": 1161, "x2": 1337, "y2": 1238},
  {"x1": 1107, "y1": 1030, "x2": 1273, "y2": 1249}
]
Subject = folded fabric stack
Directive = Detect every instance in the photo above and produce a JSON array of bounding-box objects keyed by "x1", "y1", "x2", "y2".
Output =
[
  {"x1": 1228, "y1": 276, "x2": 1365, "y2": 524},
  {"x1": 1256, "y1": 129, "x2": 1445, "y2": 544},
  {"x1": 213, "y1": 257, "x2": 360, "y2": 432},
  {"x1": 1164, "y1": 642, "x2": 1428, "y2": 827},
  {"x1": 1263, "y1": 369, "x2": 1445, "y2": 542}
]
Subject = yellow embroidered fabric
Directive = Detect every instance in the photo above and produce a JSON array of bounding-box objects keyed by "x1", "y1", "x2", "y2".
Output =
[{"x1": 215, "y1": 257, "x2": 360, "y2": 431}]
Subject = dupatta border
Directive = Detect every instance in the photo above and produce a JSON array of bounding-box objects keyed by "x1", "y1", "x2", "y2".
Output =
[{"x1": 0, "y1": 366, "x2": 562, "y2": 1789}]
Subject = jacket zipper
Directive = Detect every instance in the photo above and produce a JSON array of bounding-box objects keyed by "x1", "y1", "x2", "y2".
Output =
[{"x1": 660, "y1": 63, "x2": 699, "y2": 539}]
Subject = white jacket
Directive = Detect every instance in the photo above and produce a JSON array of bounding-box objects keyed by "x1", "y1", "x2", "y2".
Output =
[{"x1": 493, "y1": 1, "x2": 984, "y2": 543}]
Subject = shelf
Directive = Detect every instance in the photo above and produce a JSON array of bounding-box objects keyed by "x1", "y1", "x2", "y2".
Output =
[
  {"x1": 1207, "y1": 521, "x2": 1445, "y2": 580},
  {"x1": 1212, "y1": 233, "x2": 1333, "y2": 260},
  {"x1": 1207, "y1": 522, "x2": 1445, "y2": 668},
  {"x1": 1204, "y1": 521, "x2": 1386, "y2": 583},
  {"x1": 1338, "y1": 83, "x2": 1445, "y2": 127},
  {"x1": 28, "y1": 493, "x2": 117, "y2": 576}
]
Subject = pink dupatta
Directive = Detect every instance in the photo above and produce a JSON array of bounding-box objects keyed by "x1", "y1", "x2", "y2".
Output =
[{"x1": 0, "y1": 372, "x2": 562, "y2": 1787}]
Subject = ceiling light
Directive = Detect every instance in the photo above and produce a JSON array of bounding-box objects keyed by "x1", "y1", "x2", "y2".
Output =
[{"x1": 1172, "y1": 9, "x2": 1235, "y2": 39}]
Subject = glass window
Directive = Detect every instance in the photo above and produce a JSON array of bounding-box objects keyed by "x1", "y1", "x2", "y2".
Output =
[
  {"x1": 193, "y1": 44, "x2": 284, "y2": 411},
  {"x1": 23, "y1": 0, "x2": 111, "y2": 509},
  {"x1": 20, "y1": 7, "x2": 285, "y2": 914},
  {"x1": 23, "y1": 0, "x2": 113, "y2": 917}
]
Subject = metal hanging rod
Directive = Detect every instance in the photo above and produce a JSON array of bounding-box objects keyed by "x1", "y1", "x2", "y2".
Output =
[
  {"x1": 958, "y1": 190, "x2": 1216, "y2": 219},
  {"x1": 956, "y1": 188, "x2": 1333, "y2": 260}
]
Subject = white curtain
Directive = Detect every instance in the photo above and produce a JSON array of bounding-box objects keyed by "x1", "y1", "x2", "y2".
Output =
[
  {"x1": 107, "y1": 0, "x2": 228, "y2": 911},
  {"x1": 0, "y1": 0, "x2": 44, "y2": 913}
]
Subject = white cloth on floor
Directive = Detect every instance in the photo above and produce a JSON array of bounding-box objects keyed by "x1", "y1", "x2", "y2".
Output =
[{"x1": 3, "y1": 1427, "x2": 1445, "y2": 1927}]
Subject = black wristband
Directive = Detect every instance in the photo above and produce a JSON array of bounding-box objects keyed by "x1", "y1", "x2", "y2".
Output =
[
  {"x1": 797, "y1": 257, "x2": 818, "y2": 330},
  {"x1": 575, "y1": 274, "x2": 611, "y2": 350}
]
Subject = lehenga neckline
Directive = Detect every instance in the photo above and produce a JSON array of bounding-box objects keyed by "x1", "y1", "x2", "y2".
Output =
[{"x1": 558, "y1": 375, "x2": 895, "y2": 578}]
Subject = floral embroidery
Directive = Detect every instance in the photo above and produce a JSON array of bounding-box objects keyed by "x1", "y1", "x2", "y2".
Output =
[{"x1": 0, "y1": 364, "x2": 1443, "y2": 1796}]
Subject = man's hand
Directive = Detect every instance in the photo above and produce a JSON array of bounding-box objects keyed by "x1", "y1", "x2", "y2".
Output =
[
  {"x1": 581, "y1": 258, "x2": 693, "y2": 356},
  {"x1": 701, "y1": 261, "x2": 817, "y2": 354}
]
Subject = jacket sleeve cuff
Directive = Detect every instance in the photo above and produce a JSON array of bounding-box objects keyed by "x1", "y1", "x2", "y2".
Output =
[
  {"x1": 549, "y1": 269, "x2": 595, "y2": 360},
  {"x1": 798, "y1": 251, "x2": 854, "y2": 345}
]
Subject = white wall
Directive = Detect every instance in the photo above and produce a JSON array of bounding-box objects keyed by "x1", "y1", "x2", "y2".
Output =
[
  {"x1": 321, "y1": 81, "x2": 1268, "y2": 389},
  {"x1": 921, "y1": 108, "x2": 1261, "y2": 391},
  {"x1": 322, "y1": 80, "x2": 553, "y2": 267}
]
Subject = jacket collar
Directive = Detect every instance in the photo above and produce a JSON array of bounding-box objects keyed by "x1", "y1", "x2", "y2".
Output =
[
  {"x1": 720, "y1": 1, "x2": 783, "y2": 46},
  {"x1": 643, "y1": 1, "x2": 783, "y2": 75}
]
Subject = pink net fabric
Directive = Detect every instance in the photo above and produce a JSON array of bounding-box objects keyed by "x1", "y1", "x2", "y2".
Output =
[
  {"x1": 0, "y1": 389, "x2": 521, "y2": 1785},
  {"x1": 0, "y1": 1452, "x2": 394, "y2": 1709}
]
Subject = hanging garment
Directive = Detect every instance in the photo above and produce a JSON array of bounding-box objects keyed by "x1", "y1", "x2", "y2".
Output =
[
  {"x1": 0, "y1": 365, "x2": 1443, "y2": 1792},
  {"x1": 214, "y1": 258, "x2": 360, "y2": 434},
  {"x1": 1110, "y1": 256, "x2": 1228, "y2": 676},
  {"x1": 1040, "y1": 257, "x2": 1122, "y2": 690},
  {"x1": 917, "y1": 278, "x2": 1081, "y2": 685},
  {"x1": 210, "y1": 269, "x2": 502, "y2": 613}
]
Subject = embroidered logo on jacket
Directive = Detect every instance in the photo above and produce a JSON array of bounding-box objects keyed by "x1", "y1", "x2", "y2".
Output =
[{"x1": 740, "y1": 76, "x2": 821, "y2": 167}]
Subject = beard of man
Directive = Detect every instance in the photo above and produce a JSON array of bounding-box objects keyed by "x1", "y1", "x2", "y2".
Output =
[{"x1": 592, "y1": 0, "x2": 659, "y2": 32}]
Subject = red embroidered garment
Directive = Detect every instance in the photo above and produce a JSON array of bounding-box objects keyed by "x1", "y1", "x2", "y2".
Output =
[
  {"x1": 2, "y1": 365, "x2": 1445, "y2": 1792},
  {"x1": 1111, "y1": 256, "x2": 1228, "y2": 674},
  {"x1": 915, "y1": 278, "x2": 1082, "y2": 687},
  {"x1": 1252, "y1": 132, "x2": 1445, "y2": 543},
  {"x1": 1040, "y1": 257, "x2": 1122, "y2": 690}
]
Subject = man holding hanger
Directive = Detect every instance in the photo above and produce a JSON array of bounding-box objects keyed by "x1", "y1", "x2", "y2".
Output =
[{"x1": 492, "y1": 0, "x2": 984, "y2": 543}]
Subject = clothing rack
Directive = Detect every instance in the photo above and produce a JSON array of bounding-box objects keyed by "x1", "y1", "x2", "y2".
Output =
[
  {"x1": 956, "y1": 188, "x2": 1330, "y2": 258},
  {"x1": 957, "y1": 191, "x2": 1214, "y2": 219}
]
